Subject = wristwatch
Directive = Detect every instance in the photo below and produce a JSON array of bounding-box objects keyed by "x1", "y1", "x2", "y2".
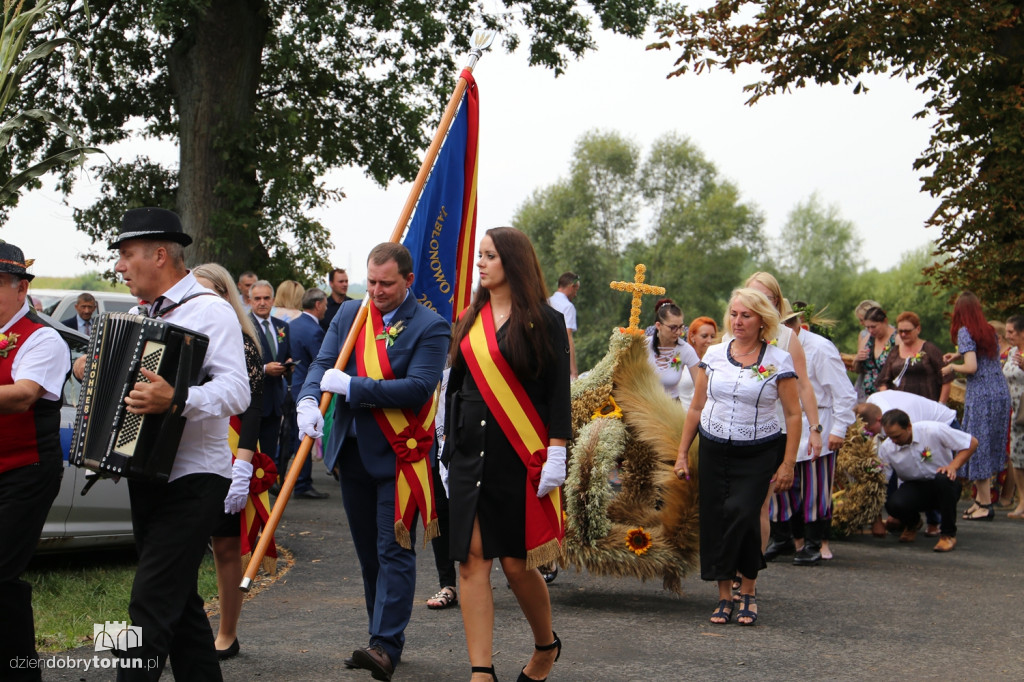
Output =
[{"x1": 809, "y1": 424, "x2": 823, "y2": 433}]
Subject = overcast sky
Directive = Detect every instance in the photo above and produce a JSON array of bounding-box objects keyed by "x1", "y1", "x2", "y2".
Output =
[{"x1": 4, "y1": 29, "x2": 938, "y2": 283}]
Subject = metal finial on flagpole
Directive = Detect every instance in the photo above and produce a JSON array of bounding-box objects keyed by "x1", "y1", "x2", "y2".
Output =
[{"x1": 465, "y1": 30, "x2": 496, "y2": 70}]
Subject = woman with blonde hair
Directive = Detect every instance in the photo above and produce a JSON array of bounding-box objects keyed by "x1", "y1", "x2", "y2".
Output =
[
  {"x1": 675, "y1": 287, "x2": 801, "y2": 625},
  {"x1": 273, "y1": 279, "x2": 305, "y2": 321},
  {"x1": 741, "y1": 273, "x2": 822, "y2": 563},
  {"x1": 193, "y1": 263, "x2": 263, "y2": 658}
]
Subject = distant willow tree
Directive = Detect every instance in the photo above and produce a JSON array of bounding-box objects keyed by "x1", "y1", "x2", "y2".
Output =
[
  {"x1": 515, "y1": 130, "x2": 764, "y2": 369},
  {"x1": 8, "y1": 0, "x2": 659, "y2": 282},
  {"x1": 652, "y1": 1, "x2": 1024, "y2": 313}
]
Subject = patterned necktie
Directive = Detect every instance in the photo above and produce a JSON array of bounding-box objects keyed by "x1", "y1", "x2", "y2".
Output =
[
  {"x1": 263, "y1": 319, "x2": 278, "y2": 357},
  {"x1": 149, "y1": 296, "x2": 166, "y2": 318},
  {"x1": 83, "y1": 320, "x2": 91, "y2": 336}
]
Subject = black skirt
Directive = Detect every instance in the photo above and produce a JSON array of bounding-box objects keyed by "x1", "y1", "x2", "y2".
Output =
[{"x1": 698, "y1": 433, "x2": 785, "y2": 581}]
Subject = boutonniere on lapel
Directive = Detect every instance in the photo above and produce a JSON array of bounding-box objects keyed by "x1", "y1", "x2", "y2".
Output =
[
  {"x1": 376, "y1": 320, "x2": 405, "y2": 348},
  {"x1": 276, "y1": 326, "x2": 286, "y2": 342},
  {"x1": 920, "y1": 448, "x2": 932, "y2": 462},
  {"x1": 670, "y1": 354, "x2": 682, "y2": 370},
  {"x1": 749, "y1": 363, "x2": 777, "y2": 381},
  {"x1": 0, "y1": 331, "x2": 19, "y2": 358},
  {"x1": 909, "y1": 350, "x2": 925, "y2": 365}
]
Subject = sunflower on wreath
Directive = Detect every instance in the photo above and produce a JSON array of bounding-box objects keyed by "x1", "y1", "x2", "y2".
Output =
[{"x1": 625, "y1": 527, "x2": 652, "y2": 556}]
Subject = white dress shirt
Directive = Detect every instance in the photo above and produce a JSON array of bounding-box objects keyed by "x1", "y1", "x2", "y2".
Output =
[
  {"x1": 548, "y1": 291, "x2": 577, "y2": 331},
  {"x1": 877, "y1": 420, "x2": 973, "y2": 481},
  {"x1": 2, "y1": 302, "x2": 70, "y2": 401},
  {"x1": 793, "y1": 329, "x2": 858, "y2": 461},
  {"x1": 143, "y1": 273, "x2": 250, "y2": 481},
  {"x1": 867, "y1": 390, "x2": 956, "y2": 425}
]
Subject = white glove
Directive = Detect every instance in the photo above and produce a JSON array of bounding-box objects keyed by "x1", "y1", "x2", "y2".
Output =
[
  {"x1": 537, "y1": 445, "x2": 567, "y2": 498},
  {"x1": 321, "y1": 369, "x2": 352, "y2": 396},
  {"x1": 438, "y1": 455, "x2": 450, "y2": 498},
  {"x1": 224, "y1": 459, "x2": 253, "y2": 514},
  {"x1": 297, "y1": 398, "x2": 324, "y2": 440}
]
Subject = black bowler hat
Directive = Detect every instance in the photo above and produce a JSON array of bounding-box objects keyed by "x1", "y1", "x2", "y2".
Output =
[
  {"x1": 0, "y1": 240, "x2": 35, "y2": 281},
  {"x1": 108, "y1": 207, "x2": 193, "y2": 249}
]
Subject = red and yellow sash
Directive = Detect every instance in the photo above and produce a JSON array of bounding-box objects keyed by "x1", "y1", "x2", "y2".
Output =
[
  {"x1": 228, "y1": 417, "x2": 278, "y2": 574},
  {"x1": 357, "y1": 304, "x2": 439, "y2": 549},
  {"x1": 460, "y1": 301, "x2": 564, "y2": 569}
]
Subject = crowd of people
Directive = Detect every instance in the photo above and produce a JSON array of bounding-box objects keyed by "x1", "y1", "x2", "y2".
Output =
[{"x1": 3, "y1": 208, "x2": 1023, "y2": 680}]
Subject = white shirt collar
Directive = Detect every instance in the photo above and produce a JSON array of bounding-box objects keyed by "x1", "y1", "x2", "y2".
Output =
[{"x1": 1, "y1": 301, "x2": 30, "y2": 334}]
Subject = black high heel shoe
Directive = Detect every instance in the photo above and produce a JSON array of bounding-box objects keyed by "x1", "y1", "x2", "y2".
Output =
[
  {"x1": 472, "y1": 665, "x2": 498, "y2": 680},
  {"x1": 516, "y1": 631, "x2": 561, "y2": 682}
]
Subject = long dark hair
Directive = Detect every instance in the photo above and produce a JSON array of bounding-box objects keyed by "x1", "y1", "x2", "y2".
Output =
[
  {"x1": 950, "y1": 291, "x2": 998, "y2": 358},
  {"x1": 449, "y1": 227, "x2": 555, "y2": 378}
]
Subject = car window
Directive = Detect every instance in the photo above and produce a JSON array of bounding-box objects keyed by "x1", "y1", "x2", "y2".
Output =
[
  {"x1": 61, "y1": 334, "x2": 88, "y2": 408},
  {"x1": 105, "y1": 299, "x2": 138, "y2": 313}
]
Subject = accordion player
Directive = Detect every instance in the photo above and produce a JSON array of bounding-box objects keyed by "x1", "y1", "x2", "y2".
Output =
[{"x1": 70, "y1": 312, "x2": 210, "y2": 481}]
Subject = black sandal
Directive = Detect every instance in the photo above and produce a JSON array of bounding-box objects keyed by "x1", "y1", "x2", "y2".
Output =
[
  {"x1": 473, "y1": 665, "x2": 498, "y2": 681},
  {"x1": 709, "y1": 599, "x2": 733, "y2": 624},
  {"x1": 517, "y1": 632, "x2": 561, "y2": 682},
  {"x1": 736, "y1": 594, "x2": 758, "y2": 626}
]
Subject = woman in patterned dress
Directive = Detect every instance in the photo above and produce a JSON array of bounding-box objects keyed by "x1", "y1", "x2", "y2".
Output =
[
  {"x1": 855, "y1": 306, "x2": 897, "y2": 397},
  {"x1": 1003, "y1": 314, "x2": 1024, "y2": 518},
  {"x1": 941, "y1": 292, "x2": 1011, "y2": 520}
]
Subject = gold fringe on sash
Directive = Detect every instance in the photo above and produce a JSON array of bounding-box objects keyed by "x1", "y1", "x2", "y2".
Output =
[
  {"x1": 395, "y1": 517, "x2": 440, "y2": 550},
  {"x1": 525, "y1": 538, "x2": 563, "y2": 571},
  {"x1": 241, "y1": 551, "x2": 278, "y2": 576}
]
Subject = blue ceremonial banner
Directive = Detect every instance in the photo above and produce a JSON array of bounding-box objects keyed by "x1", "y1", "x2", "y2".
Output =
[{"x1": 403, "y1": 70, "x2": 479, "y2": 323}]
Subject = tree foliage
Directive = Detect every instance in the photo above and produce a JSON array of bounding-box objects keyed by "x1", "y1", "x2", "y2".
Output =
[
  {"x1": 0, "y1": 0, "x2": 101, "y2": 209},
  {"x1": 651, "y1": 1, "x2": 1024, "y2": 314},
  {"x1": 515, "y1": 130, "x2": 765, "y2": 368},
  {"x1": 772, "y1": 192, "x2": 862, "y2": 313},
  {"x1": 6, "y1": 0, "x2": 659, "y2": 283}
]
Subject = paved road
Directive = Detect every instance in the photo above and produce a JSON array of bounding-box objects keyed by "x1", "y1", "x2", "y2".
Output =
[{"x1": 42, "y1": 467, "x2": 1024, "y2": 680}]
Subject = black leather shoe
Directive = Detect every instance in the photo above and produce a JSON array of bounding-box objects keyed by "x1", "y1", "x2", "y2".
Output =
[
  {"x1": 343, "y1": 655, "x2": 358, "y2": 669},
  {"x1": 216, "y1": 638, "x2": 239, "y2": 660},
  {"x1": 352, "y1": 644, "x2": 394, "y2": 681},
  {"x1": 763, "y1": 538, "x2": 796, "y2": 562},
  {"x1": 295, "y1": 487, "x2": 329, "y2": 499}
]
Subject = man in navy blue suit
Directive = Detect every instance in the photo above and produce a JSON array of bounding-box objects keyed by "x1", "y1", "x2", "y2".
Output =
[
  {"x1": 298, "y1": 243, "x2": 448, "y2": 681},
  {"x1": 249, "y1": 280, "x2": 292, "y2": 472},
  {"x1": 60, "y1": 292, "x2": 97, "y2": 335},
  {"x1": 283, "y1": 287, "x2": 329, "y2": 499}
]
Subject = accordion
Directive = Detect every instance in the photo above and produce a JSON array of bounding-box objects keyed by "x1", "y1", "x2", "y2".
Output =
[{"x1": 70, "y1": 313, "x2": 210, "y2": 481}]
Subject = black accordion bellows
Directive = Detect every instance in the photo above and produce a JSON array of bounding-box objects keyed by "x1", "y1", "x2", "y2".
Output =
[{"x1": 70, "y1": 313, "x2": 210, "y2": 481}]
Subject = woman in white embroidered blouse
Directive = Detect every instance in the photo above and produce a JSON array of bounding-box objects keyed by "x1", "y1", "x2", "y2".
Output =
[
  {"x1": 674, "y1": 288, "x2": 801, "y2": 626},
  {"x1": 645, "y1": 300, "x2": 699, "y2": 403}
]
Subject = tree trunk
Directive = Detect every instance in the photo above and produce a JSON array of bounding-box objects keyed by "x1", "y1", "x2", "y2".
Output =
[{"x1": 169, "y1": 0, "x2": 269, "y2": 275}]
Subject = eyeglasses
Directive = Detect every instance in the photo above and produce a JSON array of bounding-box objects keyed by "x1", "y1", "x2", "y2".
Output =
[
  {"x1": 661, "y1": 324, "x2": 683, "y2": 332},
  {"x1": 896, "y1": 328, "x2": 916, "y2": 334}
]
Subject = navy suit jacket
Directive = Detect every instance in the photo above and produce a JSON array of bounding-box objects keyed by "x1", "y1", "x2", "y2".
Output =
[
  {"x1": 250, "y1": 312, "x2": 292, "y2": 417},
  {"x1": 288, "y1": 312, "x2": 324, "y2": 398},
  {"x1": 300, "y1": 294, "x2": 450, "y2": 480},
  {"x1": 62, "y1": 315, "x2": 84, "y2": 332}
]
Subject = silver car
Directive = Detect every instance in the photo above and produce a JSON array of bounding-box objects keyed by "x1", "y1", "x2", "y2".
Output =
[{"x1": 38, "y1": 315, "x2": 134, "y2": 552}]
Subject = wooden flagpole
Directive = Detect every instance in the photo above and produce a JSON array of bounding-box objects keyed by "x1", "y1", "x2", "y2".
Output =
[{"x1": 241, "y1": 30, "x2": 495, "y2": 591}]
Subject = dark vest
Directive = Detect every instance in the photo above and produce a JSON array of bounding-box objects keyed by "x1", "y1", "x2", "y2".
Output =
[{"x1": 0, "y1": 311, "x2": 66, "y2": 473}]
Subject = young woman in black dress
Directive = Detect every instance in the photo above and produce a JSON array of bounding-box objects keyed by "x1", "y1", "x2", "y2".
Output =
[{"x1": 445, "y1": 227, "x2": 570, "y2": 681}]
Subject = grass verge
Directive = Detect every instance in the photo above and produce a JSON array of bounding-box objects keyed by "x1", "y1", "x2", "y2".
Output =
[{"x1": 27, "y1": 549, "x2": 219, "y2": 653}]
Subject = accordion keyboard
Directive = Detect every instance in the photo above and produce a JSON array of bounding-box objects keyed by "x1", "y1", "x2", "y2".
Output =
[{"x1": 114, "y1": 341, "x2": 166, "y2": 456}]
